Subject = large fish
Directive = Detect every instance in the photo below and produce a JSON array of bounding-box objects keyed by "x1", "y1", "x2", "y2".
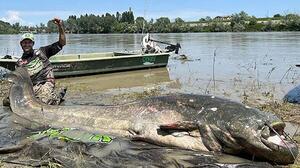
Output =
[{"x1": 6, "y1": 67, "x2": 298, "y2": 164}]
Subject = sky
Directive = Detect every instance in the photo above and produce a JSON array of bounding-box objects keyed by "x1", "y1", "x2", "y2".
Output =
[{"x1": 0, "y1": 0, "x2": 299, "y2": 26}]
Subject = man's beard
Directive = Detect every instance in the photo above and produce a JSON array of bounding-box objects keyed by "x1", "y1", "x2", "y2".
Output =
[{"x1": 22, "y1": 48, "x2": 34, "y2": 57}]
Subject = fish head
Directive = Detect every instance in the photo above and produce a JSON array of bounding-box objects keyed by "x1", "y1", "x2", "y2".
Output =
[
  {"x1": 260, "y1": 121, "x2": 298, "y2": 164},
  {"x1": 228, "y1": 113, "x2": 298, "y2": 165},
  {"x1": 6, "y1": 70, "x2": 21, "y2": 84},
  {"x1": 7, "y1": 67, "x2": 36, "y2": 107}
]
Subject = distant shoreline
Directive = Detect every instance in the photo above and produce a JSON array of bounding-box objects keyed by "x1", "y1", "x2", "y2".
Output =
[
  {"x1": 1, "y1": 10, "x2": 300, "y2": 34},
  {"x1": 1, "y1": 31, "x2": 300, "y2": 36}
]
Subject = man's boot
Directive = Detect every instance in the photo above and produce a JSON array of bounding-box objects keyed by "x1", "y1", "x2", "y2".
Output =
[{"x1": 58, "y1": 87, "x2": 67, "y2": 104}]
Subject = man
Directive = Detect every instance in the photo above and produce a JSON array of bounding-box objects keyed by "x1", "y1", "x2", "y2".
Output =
[
  {"x1": 7, "y1": 18, "x2": 66, "y2": 105},
  {"x1": 142, "y1": 33, "x2": 162, "y2": 54}
]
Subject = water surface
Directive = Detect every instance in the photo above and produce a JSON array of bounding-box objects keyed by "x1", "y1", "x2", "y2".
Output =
[{"x1": 1, "y1": 32, "x2": 299, "y2": 95}]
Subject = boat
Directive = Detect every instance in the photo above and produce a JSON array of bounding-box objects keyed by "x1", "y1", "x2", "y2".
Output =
[
  {"x1": 0, "y1": 51, "x2": 170, "y2": 77},
  {"x1": 296, "y1": 64, "x2": 300, "y2": 67}
]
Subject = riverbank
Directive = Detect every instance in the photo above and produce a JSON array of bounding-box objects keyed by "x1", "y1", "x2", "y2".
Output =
[{"x1": 1, "y1": 11, "x2": 300, "y2": 34}]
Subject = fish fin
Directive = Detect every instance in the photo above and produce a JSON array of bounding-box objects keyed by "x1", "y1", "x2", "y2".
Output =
[
  {"x1": 209, "y1": 125, "x2": 243, "y2": 153},
  {"x1": 198, "y1": 123, "x2": 222, "y2": 152},
  {"x1": 159, "y1": 121, "x2": 198, "y2": 131},
  {"x1": 130, "y1": 124, "x2": 209, "y2": 151}
]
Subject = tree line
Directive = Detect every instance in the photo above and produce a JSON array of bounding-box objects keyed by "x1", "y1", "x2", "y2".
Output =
[{"x1": 1, "y1": 10, "x2": 300, "y2": 34}]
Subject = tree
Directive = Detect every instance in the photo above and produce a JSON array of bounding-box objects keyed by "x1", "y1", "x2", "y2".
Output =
[
  {"x1": 34, "y1": 23, "x2": 46, "y2": 33},
  {"x1": 120, "y1": 8, "x2": 135, "y2": 24},
  {"x1": 261, "y1": 20, "x2": 274, "y2": 31},
  {"x1": 230, "y1": 11, "x2": 250, "y2": 31},
  {"x1": 66, "y1": 15, "x2": 78, "y2": 33},
  {"x1": 273, "y1": 14, "x2": 281, "y2": 18},
  {"x1": 128, "y1": 8, "x2": 135, "y2": 24},
  {"x1": 172, "y1": 17, "x2": 188, "y2": 32},
  {"x1": 199, "y1": 18, "x2": 206, "y2": 22},
  {"x1": 153, "y1": 17, "x2": 171, "y2": 33},
  {"x1": 116, "y1": 12, "x2": 121, "y2": 22},
  {"x1": 232, "y1": 23, "x2": 245, "y2": 32},
  {"x1": 147, "y1": 19, "x2": 155, "y2": 32},
  {"x1": 3, "y1": 9, "x2": 300, "y2": 34},
  {"x1": 246, "y1": 16, "x2": 263, "y2": 31},
  {"x1": 135, "y1": 17, "x2": 147, "y2": 33},
  {"x1": 77, "y1": 14, "x2": 89, "y2": 33},
  {"x1": 12, "y1": 22, "x2": 21, "y2": 32},
  {"x1": 209, "y1": 21, "x2": 230, "y2": 32},
  {"x1": 231, "y1": 11, "x2": 250, "y2": 25},
  {"x1": 283, "y1": 14, "x2": 300, "y2": 31},
  {"x1": 175, "y1": 17, "x2": 184, "y2": 24},
  {"x1": 0, "y1": 20, "x2": 18, "y2": 34},
  {"x1": 102, "y1": 13, "x2": 117, "y2": 33},
  {"x1": 47, "y1": 20, "x2": 57, "y2": 33},
  {"x1": 248, "y1": 16, "x2": 257, "y2": 25},
  {"x1": 205, "y1": 16, "x2": 212, "y2": 21},
  {"x1": 113, "y1": 22, "x2": 136, "y2": 33}
]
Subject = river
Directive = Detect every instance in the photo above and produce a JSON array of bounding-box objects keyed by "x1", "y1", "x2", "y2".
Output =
[{"x1": 1, "y1": 32, "x2": 300, "y2": 98}]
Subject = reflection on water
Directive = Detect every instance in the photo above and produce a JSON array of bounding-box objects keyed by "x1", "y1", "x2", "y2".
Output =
[{"x1": 57, "y1": 67, "x2": 171, "y2": 91}]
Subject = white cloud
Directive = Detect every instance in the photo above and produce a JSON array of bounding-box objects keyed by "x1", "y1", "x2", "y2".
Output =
[
  {"x1": 1, "y1": 10, "x2": 23, "y2": 24},
  {"x1": 0, "y1": 10, "x2": 74, "y2": 25}
]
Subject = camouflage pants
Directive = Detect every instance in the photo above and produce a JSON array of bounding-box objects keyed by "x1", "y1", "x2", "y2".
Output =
[{"x1": 33, "y1": 82, "x2": 64, "y2": 105}]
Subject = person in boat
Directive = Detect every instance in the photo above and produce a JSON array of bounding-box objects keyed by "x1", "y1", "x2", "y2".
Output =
[
  {"x1": 142, "y1": 33, "x2": 162, "y2": 54},
  {"x1": 4, "y1": 18, "x2": 67, "y2": 106}
]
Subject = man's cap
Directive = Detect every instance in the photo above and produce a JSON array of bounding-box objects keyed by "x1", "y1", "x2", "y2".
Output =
[{"x1": 20, "y1": 33, "x2": 35, "y2": 42}]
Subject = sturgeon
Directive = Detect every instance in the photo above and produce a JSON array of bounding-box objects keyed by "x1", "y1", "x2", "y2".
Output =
[{"x1": 6, "y1": 67, "x2": 298, "y2": 164}]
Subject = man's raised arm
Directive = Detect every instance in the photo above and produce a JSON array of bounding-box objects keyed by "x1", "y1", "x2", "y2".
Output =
[{"x1": 53, "y1": 18, "x2": 66, "y2": 47}]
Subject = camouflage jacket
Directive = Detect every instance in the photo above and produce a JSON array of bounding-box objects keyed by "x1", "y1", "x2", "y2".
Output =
[{"x1": 16, "y1": 41, "x2": 63, "y2": 85}]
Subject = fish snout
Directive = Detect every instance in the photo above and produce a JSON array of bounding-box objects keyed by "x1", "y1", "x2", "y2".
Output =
[
  {"x1": 260, "y1": 122, "x2": 299, "y2": 164},
  {"x1": 261, "y1": 136, "x2": 298, "y2": 164}
]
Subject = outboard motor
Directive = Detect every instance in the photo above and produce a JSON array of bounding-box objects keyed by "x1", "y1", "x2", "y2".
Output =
[
  {"x1": 165, "y1": 43, "x2": 181, "y2": 54},
  {"x1": 2, "y1": 55, "x2": 12, "y2": 59},
  {"x1": 142, "y1": 33, "x2": 181, "y2": 54}
]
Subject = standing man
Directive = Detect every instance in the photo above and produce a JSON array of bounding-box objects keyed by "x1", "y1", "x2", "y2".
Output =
[{"x1": 16, "y1": 18, "x2": 66, "y2": 105}]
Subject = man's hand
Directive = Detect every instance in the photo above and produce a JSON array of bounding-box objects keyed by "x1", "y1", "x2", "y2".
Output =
[{"x1": 52, "y1": 18, "x2": 63, "y2": 27}]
